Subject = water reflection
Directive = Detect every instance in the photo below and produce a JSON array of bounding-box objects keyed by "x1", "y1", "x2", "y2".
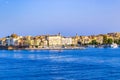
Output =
[
  {"x1": 13, "y1": 54, "x2": 23, "y2": 59},
  {"x1": 0, "y1": 52, "x2": 66, "y2": 60}
]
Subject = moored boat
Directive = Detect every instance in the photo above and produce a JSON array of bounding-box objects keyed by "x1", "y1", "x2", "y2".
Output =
[{"x1": 111, "y1": 43, "x2": 118, "y2": 48}]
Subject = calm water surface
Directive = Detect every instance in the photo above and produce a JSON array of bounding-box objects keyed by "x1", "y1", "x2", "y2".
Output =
[{"x1": 0, "y1": 48, "x2": 120, "y2": 80}]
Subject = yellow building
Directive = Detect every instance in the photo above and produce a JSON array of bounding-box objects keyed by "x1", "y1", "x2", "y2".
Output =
[
  {"x1": 81, "y1": 36, "x2": 91, "y2": 44},
  {"x1": 72, "y1": 34, "x2": 80, "y2": 45},
  {"x1": 94, "y1": 36, "x2": 103, "y2": 44}
]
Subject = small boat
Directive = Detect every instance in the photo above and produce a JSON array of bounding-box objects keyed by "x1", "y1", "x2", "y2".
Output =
[{"x1": 111, "y1": 43, "x2": 118, "y2": 48}]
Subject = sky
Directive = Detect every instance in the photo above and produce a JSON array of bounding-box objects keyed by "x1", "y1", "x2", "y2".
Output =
[{"x1": 0, "y1": 0, "x2": 120, "y2": 37}]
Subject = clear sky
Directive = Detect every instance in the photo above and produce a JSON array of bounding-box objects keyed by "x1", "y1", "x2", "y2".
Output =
[{"x1": 0, "y1": 0, "x2": 120, "y2": 37}]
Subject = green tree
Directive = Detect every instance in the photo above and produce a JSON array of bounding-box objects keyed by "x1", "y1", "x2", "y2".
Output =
[
  {"x1": 103, "y1": 35, "x2": 108, "y2": 44},
  {"x1": 90, "y1": 40, "x2": 98, "y2": 45},
  {"x1": 71, "y1": 44, "x2": 74, "y2": 46},
  {"x1": 118, "y1": 39, "x2": 120, "y2": 44},
  {"x1": 107, "y1": 38, "x2": 113, "y2": 44},
  {"x1": 114, "y1": 39, "x2": 120, "y2": 44}
]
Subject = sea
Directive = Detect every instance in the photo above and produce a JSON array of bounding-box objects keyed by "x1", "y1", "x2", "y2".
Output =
[{"x1": 0, "y1": 48, "x2": 120, "y2": 80}]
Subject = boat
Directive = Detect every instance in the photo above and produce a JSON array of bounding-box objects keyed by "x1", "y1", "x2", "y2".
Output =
[{"x1": 111, "y1": 43, "x2": 118, "y2": 48}]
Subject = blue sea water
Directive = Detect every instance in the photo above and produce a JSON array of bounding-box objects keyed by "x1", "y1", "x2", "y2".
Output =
[{"x1": 0, "y1": 48, "x2": 120, "y2": 80}]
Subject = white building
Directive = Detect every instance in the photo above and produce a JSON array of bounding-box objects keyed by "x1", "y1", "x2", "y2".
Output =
[
  {"x1": 6, "y1": 37, "x2": 19, "y2": 46},
  {"x1": 47, "y1": 35, "x2": 62, "y2": 47},
  {"x1": 62, "y1": 37, "x2": 72, "y2": 46}
]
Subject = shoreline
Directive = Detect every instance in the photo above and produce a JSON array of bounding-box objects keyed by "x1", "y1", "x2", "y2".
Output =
[
  {"x1": 0, "y1": 46, "x2": 86, "y2": 50},
  {"x1": 0, "y1": 44, "x2": 119, "y2": 50},
  {"x1": 24, "y1": 47, "x2": 86, "y2": 50}
]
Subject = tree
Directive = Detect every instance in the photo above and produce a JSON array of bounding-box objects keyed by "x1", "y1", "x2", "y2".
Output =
[
  {"x1": 90, "y1": 40, "x2": 98, "y2": 45},
  {"x1": 103, "y1": 35, "x2": 108, "y2": 44},
  {"x1": 107, "y1": 38, "x2": 113, "y2": 44},
  {"x1": 118, "y1": 39, "x2": 120, "y2": 44},
  {"x1": 114, "y1": 39, "x2": 120, "y2": 44},
  {"x1": 71, "y1": 44, "x2": 74, "y2": 46}
]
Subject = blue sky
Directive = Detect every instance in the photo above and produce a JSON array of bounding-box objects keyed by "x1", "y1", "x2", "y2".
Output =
[{"x1": 0, "y1": 0, "x2": 120, "y2": 37}]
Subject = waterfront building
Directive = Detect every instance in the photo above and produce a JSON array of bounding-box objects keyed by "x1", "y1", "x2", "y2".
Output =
[
  {"x1": 0, "y1": 38, "x2": 6, "y2": 46},
  {"x1": 17, "y1": 38, "x2": 24, "y2": 46},
  {"x1": 30, "y1": 39, "x2": 34, "y2": 46},
  {"x1": 47, "y1": 34, "x2": 62, "y2": 47},
  {"x1": 95, "y1": 36, "x2": 103, "y2": 44},
  {"x1": 81, "y1": 36, "x2": 91, "y2": 44},
  {"x1": 34, "y1": 38, "x2": 41, "y2": 47},
  {"x1": 38, "y1": 35, "x2": 48, "y2": 47},
  {"x1": 62, "y1": 37, "x2": 72, "y2": 46},
  {"x1": 26, "y1": 36, "x2": 32, "y2": 40},
  {"x1": 5, "y1": 35, "x2": 19, "y2": 46},
  {"x1": 72, "y1": 37, "x2": 77, "y2": 46},
  {"x1": 72, "y1": 34, "x2": 80, "y2": 46},
  {"x1": 43, "y1": 40, "x2": 48, "y2": 47}
]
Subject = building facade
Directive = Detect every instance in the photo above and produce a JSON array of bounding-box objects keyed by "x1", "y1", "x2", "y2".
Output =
[
  {"x1": 62, "y1": 37, "x2": 72, "y2": 46},
  {"x1": 47, "y1": 35, "x2": 62, "y2": 47}
]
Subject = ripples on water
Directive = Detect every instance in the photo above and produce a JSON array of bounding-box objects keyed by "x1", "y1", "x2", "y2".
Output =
[{"x1": 0, "y1": 48, "x2": 120, "y2": 79}]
